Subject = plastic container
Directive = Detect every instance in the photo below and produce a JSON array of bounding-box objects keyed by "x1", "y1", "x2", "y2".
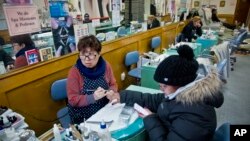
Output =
[
  {"x1": 99, "y1": 120, "x2": 112, "y2": 141},
  {"x1": 12, "y1": 113, "x2": 25, "y2": 129}
]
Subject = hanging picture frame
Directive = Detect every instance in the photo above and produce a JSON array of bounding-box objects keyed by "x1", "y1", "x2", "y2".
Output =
[
  {"x1": 194, "y1": 1, "x2": 200, "y2": 7},
  {"x1": 220, "y1": 1, "x2": 225, "y2": 7}
]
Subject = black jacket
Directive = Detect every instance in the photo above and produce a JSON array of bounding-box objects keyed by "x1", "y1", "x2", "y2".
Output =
[
  {"x1": 0, "y1": 49, "x2": 14, "y2": 67},
  {"x1": 148, "y1": 19, "x2": 160, "y2": 29},
  {"x1": 121, "y1": 68, "x2": 224, "y2": 141},
  {"x1": 211, "y1": 14, "x2": 220, "y2": 22},
  {"x1": 181, "y1": 21, "x2": 202, "y2": 42}
]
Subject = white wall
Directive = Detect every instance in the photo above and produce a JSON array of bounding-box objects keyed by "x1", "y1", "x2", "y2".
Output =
[
  {"x1": 210, "y1": 0, "x2": 237, "y2": 15},
  {"x1": 191, "y1": 0, "x2": 237, "y2": 14}
]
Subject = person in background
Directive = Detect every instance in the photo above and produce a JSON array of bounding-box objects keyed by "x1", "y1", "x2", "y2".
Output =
[
  {"x1": 82, "y1": 13, "x2": 91, "y2": 23},
  {"x1": 109, "y1": 45, "x2": 224, "y2": 141},
  {"x1": 0, "y1": 49, "x2": 14, "y2": 71},
  {"x1": 211, "y1": 8, "x2": 236, "y2": 30},
  {"x1": 67, "y1": 35, "x2": 118, "y2": 124},
  {"x1": 0, "y1": 37, "x2": 14, "y2": 70},
  {"x1": 10, "y1": 34, "x2": 36, "y2": 69},
  {"x1": 181, "y1": 16, "x2": 202, "y2": 42},
  {"x1": 150, "y1": 2, "x2": 157, "y2": 16},
  {"x1": 211, "y1": 8, "x2": 220, "y2": 23},
  {"x1": 147, "y1": 15, "x2": 160, "y2": 29}
]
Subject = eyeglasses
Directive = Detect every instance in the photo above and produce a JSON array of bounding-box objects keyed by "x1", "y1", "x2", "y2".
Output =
[
  {"x1": 79, "y1": 53, "x2": 97, "y2": 60},
  {"x1": 12, "y1": 43, "x2": 19, "y2": 48}
]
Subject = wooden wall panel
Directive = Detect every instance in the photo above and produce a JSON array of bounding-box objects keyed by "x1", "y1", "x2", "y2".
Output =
[
  {"x1": 162, "y1": 23, "x2": 178, "y2": 49},
  {"x1": 218, "y1": 14, "x2": 235, "y2": 25},
  {"x1": 0, "y1": 22, "x2": 182, "y2": 135}
]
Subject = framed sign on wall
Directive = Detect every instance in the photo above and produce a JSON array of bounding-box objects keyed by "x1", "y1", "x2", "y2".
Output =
[{"x1": 220, "y1": 0, "x2": 225, "y2": 7}]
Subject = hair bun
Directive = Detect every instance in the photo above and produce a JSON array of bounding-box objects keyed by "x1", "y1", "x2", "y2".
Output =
[{"x1": 177, "y1": 45, "x2": 194, "y2": 60}]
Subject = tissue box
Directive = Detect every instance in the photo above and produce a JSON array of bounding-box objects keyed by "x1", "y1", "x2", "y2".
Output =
[{"x1": 12, "y1": 113, "x2": 25, "y2": 129}]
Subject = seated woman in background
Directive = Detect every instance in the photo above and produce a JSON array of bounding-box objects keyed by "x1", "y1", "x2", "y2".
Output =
[
  {"x1": 11, "y1": 34, "x2": 36, "y2": 69},
  {"x1": 211, "y1": 8, "x2": 236, "y2": 30},
  {"x1": 180, "y1": 16, "x2": 202, "y2": 42},
  {"x1": 109, "y1": 45, "x2": 224, "y2": 141},
  {"x1": 67, "y1": 35, "x2": 118, "y2": 124},
  {"x1": 147, "y1": 15, "x2": 160, "y2": 29}
]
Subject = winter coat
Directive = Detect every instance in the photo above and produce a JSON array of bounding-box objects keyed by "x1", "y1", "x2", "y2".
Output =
[
  {"x1": 0, "y1": 49, "x2": 14, "y2": 67},
  {"x1": 181, "y1": 21, "x2": 202, "y2": 42},
  {"x1": 148, "y1": 19, "x2": 160, "y2": 29},
  {"x1": 120, "y1": 68, "x2": 224, "y2": 141}
]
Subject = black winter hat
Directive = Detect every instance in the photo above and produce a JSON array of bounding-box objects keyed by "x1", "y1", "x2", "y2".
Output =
[{"x1": 154, "y1": 45, "x2": 199, "y2": 86}]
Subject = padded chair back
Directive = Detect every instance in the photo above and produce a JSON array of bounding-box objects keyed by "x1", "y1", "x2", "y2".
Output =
[
  {"x1": 117, "y1": 26, "x2": 127, "y2": 37},
  {"x1": 151, "y1": 36, "x2": 161, "y2": 51},
  {"x1": 125, "y1": 51, "x2": 139, "y2": 67},
  {"x1": 234, "y1": 31, "x2": 248, "y2": 46},
  {"x1": 51, "y1": 78, "x2": 71, "y2": 128},
  {"x1": 176, "y1": 34, "x2": 184, "y2": 43},
  {"x1": 217, "y1": 59, "x2": 227, "y2": 75},
  {"x1": 212, "y1": 123, "x2": 230, "y2": 141},
  {"x1": 51, "y1": 78, "x2": 67, "y2": 101}
]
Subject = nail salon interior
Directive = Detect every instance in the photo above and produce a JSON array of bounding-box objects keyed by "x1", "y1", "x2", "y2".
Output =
[{"x1": 0, "y1": 0, "x2": 250, "y2": 140}]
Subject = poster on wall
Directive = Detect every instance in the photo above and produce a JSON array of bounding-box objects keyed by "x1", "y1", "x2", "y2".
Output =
[
  {"x1": 111, "y1": 0, "x2": 121, "y2": 26},
  {"x1": 49, "y1": 0, "x2": 76, "y2": 57},
  {"x1": 3, "y1": 5, "x2": 41, "y2": 36},
  {"x1": 73, "y1": 23, "x2": 89, "y2": 47}
]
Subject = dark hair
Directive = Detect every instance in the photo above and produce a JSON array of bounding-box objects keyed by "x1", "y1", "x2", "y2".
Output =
[
  {"x1": 212, "y1": 8, "x2": 217, "y2": 14},
  {"x1": 0, "y1": 36, "x2": 5, "y2": 46},
  {"x1": 11, "y1": 34, "x2": 34, "y2": 48},
  {"x1": 77, "y1": 35, "x2": 102, "y2": 53}
]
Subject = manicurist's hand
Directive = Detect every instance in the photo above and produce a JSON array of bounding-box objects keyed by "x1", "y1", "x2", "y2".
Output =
[
  {"x1": 106, "y1": 91, "x2": 120, "y2": 104},
  {"x1": 93, "y1": 87, "x2": 107, "y2": 100}
]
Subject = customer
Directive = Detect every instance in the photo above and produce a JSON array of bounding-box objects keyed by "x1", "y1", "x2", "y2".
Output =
[
  {"x1": 211, "y1": 8, "x2": 235, "y2": 30},
  {"x1": 67, "y1": 35, "x2": 118, "y2": 124},
  {"x1": 11, "y1": 34, "x2": 36, "y2": 69},
  {"x1": 147, "y1": 15, "x2": 160, "y2": 29},
  {"x1": 110, "y1": 45, "x2": 224, "y2": 141},
  {"x1": 181, "y1": 16, "x2": 202, "y2": 42}
]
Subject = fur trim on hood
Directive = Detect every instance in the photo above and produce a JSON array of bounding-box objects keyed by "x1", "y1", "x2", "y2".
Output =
[{"x1": 174, "y1": 67, "x2": 224, "y2": 108}]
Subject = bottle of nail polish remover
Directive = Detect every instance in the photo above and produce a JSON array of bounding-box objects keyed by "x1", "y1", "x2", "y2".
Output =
[{"x1": 99, "y1": 120, "x2": 112, "y2": 141}]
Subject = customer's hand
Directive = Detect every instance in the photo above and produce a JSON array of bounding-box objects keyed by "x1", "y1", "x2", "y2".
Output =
[
  {"x1": 93, "y1": 87, "x2": 107, "y2": 100},
  {"x1": 138, "y1": 108, "x2": 153, "y2": 118}
]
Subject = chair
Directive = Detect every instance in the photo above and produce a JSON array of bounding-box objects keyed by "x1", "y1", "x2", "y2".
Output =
[
  {"x1": 175, "y1": 33, "x2": 184, "y2": 43},
  {"x1": 51, "y1": 78, "x2": 71, "y2": 128},
  {"x1": 151, "y1": 36, "x2": 161, "y2": 52},
  {"x1": 212, "y1": 123, "x2": 230, "y2": 141},
  {"x1": 229, "y1": 30, "x2": 248, "y2": 70},
  {"x1": 125, "y1": 51, "x2": 141, "y2": 80},
  {"x1": 217, "y1": 59, "x2": 227, "y2": 82},
  {"x1": 117, "y1": 26, "x2": 127, "y2": 37}
]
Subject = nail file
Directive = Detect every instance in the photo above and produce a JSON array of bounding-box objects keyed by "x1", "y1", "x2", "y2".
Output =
[{"x1": 133, "y1": 103, "x2": 149, "y2": 116}]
